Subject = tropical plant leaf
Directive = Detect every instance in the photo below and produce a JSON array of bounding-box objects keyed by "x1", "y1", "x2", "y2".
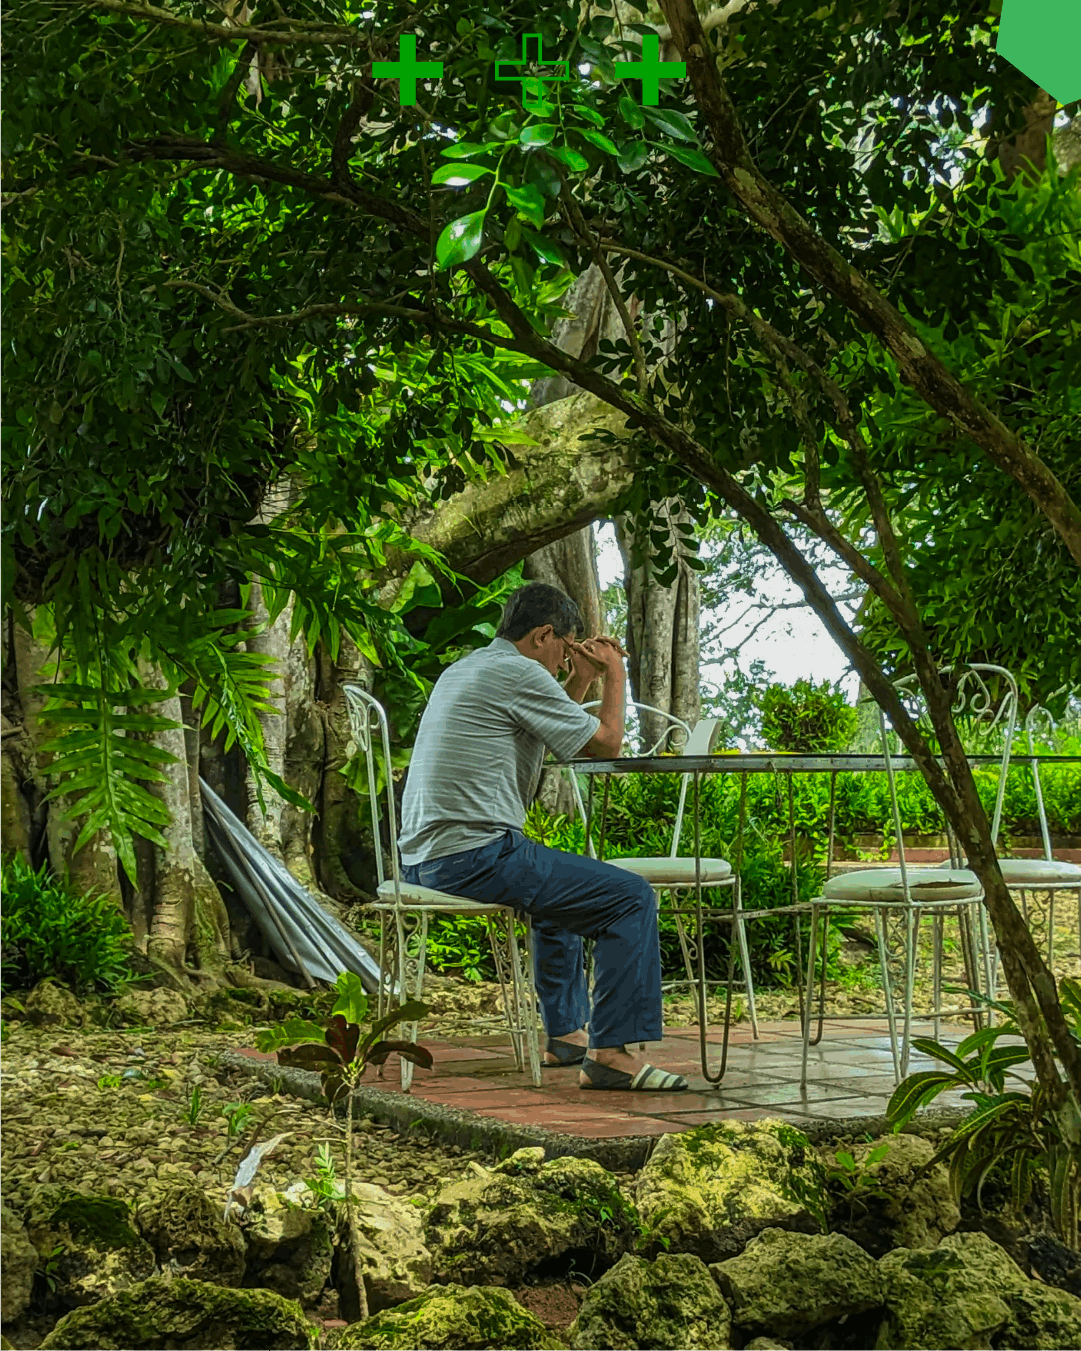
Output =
[
  {"x1": 253, "y1": 1018, "x2": 327, "y2": 1055},
  {"x1": 277, "y1": 1043, "x2": 342, "y2": 1071},
  {"x1": 331, "y1": 971, "x2": 369, "y2": 1028},
  {"x1": 365, "y1": 1039, "x2": 435, "y2": 1068},
  {"x1": 502, "y1": 182, "x2": 546, "y2": 228},
  {"x1": 641, "y1": 106, "x2": 697, "y2": 142},
  {"x1": 659, "y1": 142, "x2": 720, "y2": 177},
  {"x1": 325, "y1": 1013, "x2": 361, "y2": 1065},
  {"x1": 519, "y1": 124, "x2": 557, "y2": 148},
  {"x1": 360, "y1": 1000, "x2": 429, "y2": 1056},
  {"x1": 886, "y1": 1070, "x2": 958, "y2": 1126}
]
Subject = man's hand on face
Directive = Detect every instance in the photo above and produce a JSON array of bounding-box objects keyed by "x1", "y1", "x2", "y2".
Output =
[{"x1": 565, "y1": 635, "x2": 625, "y2": 680}]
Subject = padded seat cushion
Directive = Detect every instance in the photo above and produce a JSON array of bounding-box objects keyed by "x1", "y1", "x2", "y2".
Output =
[
  {"x1": 374, "y1": 879, "x2": 510, "y2": 913},
  {"x1": 990, "y1": 858, "x2": 1081, "y2": 887},
  {"x1": 822, "y1": 867, "x2": 983, "y2": 904},
  {"x1": 607, "y1": 856, "x2": 733, "y2": 884}
]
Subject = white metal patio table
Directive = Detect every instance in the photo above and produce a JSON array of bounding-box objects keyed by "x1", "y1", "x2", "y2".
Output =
[{"x1": 555, "y1": 751, "x2": 1081, "y2": 1084}]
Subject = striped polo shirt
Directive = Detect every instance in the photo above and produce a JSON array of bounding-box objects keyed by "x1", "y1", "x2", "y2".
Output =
[{"x1": 397, "y1": 637, "x2": 601, "y2": 866}]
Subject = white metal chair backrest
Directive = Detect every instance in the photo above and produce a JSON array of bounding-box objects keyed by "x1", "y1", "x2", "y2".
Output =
[
  {"x1": 869, "y1": 664, "x2": 1019, "y2": 896},
  {"x1": 342, "y1": 683, "x2": 402, "y2": 897},
  {"x1": 887, "y1": 663, "x2": 1018, "y2": 849},
  {"x1": 567, "y1": 703, "x2": 719, "y2": 860},
  {"x1": 1025, "y1": 704, "x2": 1058, "y2": 862}
]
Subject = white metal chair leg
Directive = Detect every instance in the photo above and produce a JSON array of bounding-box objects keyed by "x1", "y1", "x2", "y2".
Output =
[
  {"x1": 398, "y1": 910, "x2": 428, "y2": 1093},
  {"x1": 800, "y1": 903, "x2": 820, "y2": 1090},
  {"x1": 486, "y1": 913, "x2": 524, "y2": 1073},
  {"x1": 1048, "y1": 888, "x2": 1057, "y2": 966},
  {"x1": 900, "y1": 904, "x2": 920, "y2": 1079},
  {"x1": 874, "y1": 909, "x2": 901, "y2": 1083},
  {"x1": 733, "y1": 875, "x2": 760, "y2": 1038},
  {"x1": 518, "y1": 919, "x2": 542, "y2": 1087},
  {"x1": 932, "y1": 911, "x2": 944, "y2": 1045}
]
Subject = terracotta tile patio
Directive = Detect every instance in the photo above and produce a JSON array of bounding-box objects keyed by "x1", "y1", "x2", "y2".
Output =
[{"x1": 238, "y1": 1018, "x2": 987, "y2": 1138}]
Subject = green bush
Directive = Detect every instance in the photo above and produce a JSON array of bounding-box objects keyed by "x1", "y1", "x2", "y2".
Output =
[
  {"x1": 760, "y1": 679, "x2": 859, "y2": 754},
  {"x1": 0, "y1": 855, "x2": 140, "y2": 995}
]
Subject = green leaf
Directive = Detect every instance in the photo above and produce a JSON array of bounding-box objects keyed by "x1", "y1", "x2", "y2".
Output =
[
  {"x1": 519, "y1": 123, "x2": 557, "y2": 148},
  {"x1": 658, "y1": 142, "x2": 720, "y2": 176},
  {"x1": 579, "y1": 128, "x2": 620, "y2": 157},
  {"x1": 360, "y1": 1000, "x2": 429, "y2": 1058},
  {"x1": 619, "y1": 94, "x2": 645, "y2": 129},
  {"x1": 545, "y1": 145, "x2": 590, "y2": 173},
  {"x1": 331, "y1": 970, "x2": 369, "y2": 1027},
  {"x1": 642, "y1": 106, "x2": 697, "y2": 142},
  {"x1": 365, "y1": 1039, "x2": 435, "y2": 1069},
  {"x1": 432, "y1": 163, "x2": 492, "y2": 185},
  {"x1": 617, "y1": 142, "x2": 651, "y2": 173},
  {"x1": 439, "y1": 142, "x2": 501, "y2": 159},
  {"x1": 254, "y1": 1017, "x2": 327, "y2": 1054},
  {"x1": 436, "y1": 211, "x2": 487, "y2": 269},
  {"x1": 503, "y1": 182, "x2": 546, "y2": 229},
  {"x1": 575, "y1": 104, "x2": 605, "y2": 127},
  {"x1": 521, "y1": 228, "x2": 568, "y2": 268}
]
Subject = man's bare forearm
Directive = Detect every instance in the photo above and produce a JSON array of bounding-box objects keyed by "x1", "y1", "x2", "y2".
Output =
[{"x1": 562, "y1": 672, "x2": 593, "y2": 703}]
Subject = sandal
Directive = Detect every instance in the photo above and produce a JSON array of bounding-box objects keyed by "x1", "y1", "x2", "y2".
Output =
[
  {"x1": 544, "y1": 1036, "x2": 588, "y2": 1066},
  {"x1": 579, "y1": 1058, "x2": 688, "y2": 1091}
]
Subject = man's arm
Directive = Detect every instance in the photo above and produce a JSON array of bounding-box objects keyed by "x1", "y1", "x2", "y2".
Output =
[{"x1": 577, "y1": 642, "x2": 626, "y2": 758}]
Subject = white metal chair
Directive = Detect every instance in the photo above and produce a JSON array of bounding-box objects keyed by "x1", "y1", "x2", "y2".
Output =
[
  {"x1": 987, "y1": 703, "x2": 1081, "y2": 993},
  {"x1": 799, "y1": 664, "x2": 1018, "y2": 1086},
  {"x1": 342, "y1": 684, "x2": 542, "y2": 1091},
  {"x1": 565, "y1": 703, "x2": 760, "y2": 1039}
]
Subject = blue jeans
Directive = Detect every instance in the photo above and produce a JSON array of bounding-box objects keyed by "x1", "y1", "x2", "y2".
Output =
[{"x1": 400, "y1": 829, "x2": 660, "y2": 1049}]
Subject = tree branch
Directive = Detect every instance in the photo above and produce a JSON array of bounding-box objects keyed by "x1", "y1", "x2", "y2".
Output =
[
  {"x1": 85, "y1": 0, "x2": 375, "y2": 47},
  {"x1": 656, "y1": 0, "x2": 1081, "y2": 568},
  {"x1": 555, "y1": 175, "x2": 648, "y2": 397}
]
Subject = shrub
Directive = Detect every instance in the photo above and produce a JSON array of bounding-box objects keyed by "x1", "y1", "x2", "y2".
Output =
[
  {"x1": 760, "y1": 679, "x2": 859, "y2": 754},
  {"x1": 0, "y1": 855, "x2": 140, "y2": 995}
]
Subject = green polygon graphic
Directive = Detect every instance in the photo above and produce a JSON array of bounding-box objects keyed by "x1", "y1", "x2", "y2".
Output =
[
  {"x1": 494, "y1": 34, "x2": 570, "y2": 111},
  {"x1": 372, "y1": 34, "x2": 443, "y2": 106},
  {"x1": 998, "y1": 0, "x2": 1081, "y2": 104},
  {"x1": 617, "y1": 33, "x2": 686, "y2": 106}
]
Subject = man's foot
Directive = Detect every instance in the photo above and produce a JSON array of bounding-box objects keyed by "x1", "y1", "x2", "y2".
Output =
[
  {"x1": 579, "y1": 1047, "x2": 688, "y2": 1092},
  {"x1": 579, "y1": 1044, "x2": 642, "y2": 1080},
  {"x1": 543, "y1": 1027, "x2": 588, "y2": 1065}
]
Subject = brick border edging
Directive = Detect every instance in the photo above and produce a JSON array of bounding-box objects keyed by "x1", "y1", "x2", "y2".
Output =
[{"x1": 220, "y1": 1049, "x2": 969, "y2": 1170}]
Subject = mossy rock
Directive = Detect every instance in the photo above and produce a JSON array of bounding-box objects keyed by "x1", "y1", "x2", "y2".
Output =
[
  {"x1": 28, "y1": 1192, "x2": 155, "y2": 1308},
  {"x1": 425, "y1": 1152, "x2": 639, "y2": 1286},
  {"x1": 826, "y1": 1135, "x2": 959, "y2": 1258},
  {"x1": 710, "y1": 1227, "x2": 884, "y2": 1340},
  {"x1": 999, "y1": 1280, "x2": 1081, "y2": 1349},
  {"x1": 875, "y1": 1232, "x2": 1026, "y2": 1349},
  {"x1": 326, "y1": 1283, "x2": 564, "y2": 1350},
  {"x1": 38, "y1": 1275, "x2": 318, "y2": 1349},
  {"x1": 635, "y1": 1121, "x2": 823, "y2": 1263},
  {"x1": 135, "y1": 1183, "x2": 247, "y2": 1286},
  {"x1": 569, "y1": 1251, "x2": 732, "y2": 1350}
]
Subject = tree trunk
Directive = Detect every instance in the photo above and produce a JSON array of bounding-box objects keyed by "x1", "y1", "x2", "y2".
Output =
[{"x1": 1, "y1": 390, "x2": 661, "y2": 975}]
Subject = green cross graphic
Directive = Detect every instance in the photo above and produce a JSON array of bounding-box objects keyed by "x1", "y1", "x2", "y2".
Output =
[
  {"x1": 619, "y1": 33, "x2": 686, "y2": 105},
  {"x1": 998, "y1": 0, "x2": 1081, "y2": 104},
  {"x1": 494, "y1": 34, "x2": 570, "y2": 110},
  {"x1": 371, "y1": 35, "x2": 443, "y2": 106}
]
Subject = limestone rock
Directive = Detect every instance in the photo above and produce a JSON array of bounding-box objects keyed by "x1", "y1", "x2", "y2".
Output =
[
  {"x1": 743, "y1": 1341, "x2": 792, "y2": 1350},
  {"x1": 569, "y1": 1251, "x2": 732, "y2": 1350},
  {"x1": 27, "y1": 1192, "x2": 155, "y2": 1307},
  {"x1": 425, "y1": 1154, "x2": 639, "y2": 1286},
  {"x1": 635, "y1": 1121, "x2": 822, "y2": 1262},
  {"x1": 828, "y1": 1134, "x2": 959, "y2": 1257},
  {"x1": 135, "y1": 1183, "x2": 246, "y2": 1286},
  {"x1": 24, "y1": 980, "x2": 84, "y2": 1028},
  {"x1": 998, "y1": 1281, "x2": 1081, "y2": 1349},
  {"x1": 876, "y1": 1232, "x2": 1027, "y2": 1349},
  {"x1": 244, "y1": 1185, "x2": 334, "y2": 1307},
  {"x1": 325, "y1": 1282, "x2": 564, "y2": 1349},
  {"x1": 348, "y1": 1181, "x2": 433, "y2": 1311},
  {"x1": 710, "y1": 1227, "x2": 884, "y2": 1339},
  {"x1": 114, "y1": 988, "x2": 188, "y2": 1028},
  {"x1": 38, "y1": 1275, "x2": 318, "y2": 1349},
  {"x1": 0, "y1": 1205, "x2": 37, "y2": 1322}
]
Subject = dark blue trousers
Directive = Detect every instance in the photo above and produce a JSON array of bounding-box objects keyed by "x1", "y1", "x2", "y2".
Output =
[{"x1": 400, "y1": 829, "x2": 661, "y2": 1048}]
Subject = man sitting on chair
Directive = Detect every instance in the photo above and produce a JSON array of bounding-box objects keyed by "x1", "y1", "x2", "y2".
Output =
[{"x1": 396, "y1": 581, "x2": 688, "y2": 1092}]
